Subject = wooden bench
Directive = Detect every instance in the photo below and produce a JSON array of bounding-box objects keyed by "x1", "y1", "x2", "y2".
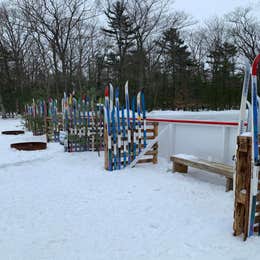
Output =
[{"x1": 170, "y1": 154, "x2": 234, "y2": 192}]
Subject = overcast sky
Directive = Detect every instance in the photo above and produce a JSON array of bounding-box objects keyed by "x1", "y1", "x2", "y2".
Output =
[{"x1": 173, "y1": 0, "x2": 260, "y2": 22}]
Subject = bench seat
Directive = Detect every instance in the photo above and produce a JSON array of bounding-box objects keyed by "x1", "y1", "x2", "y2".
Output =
[{"x1": 170, "y1": 154, "x2": 234, "y2": 191}]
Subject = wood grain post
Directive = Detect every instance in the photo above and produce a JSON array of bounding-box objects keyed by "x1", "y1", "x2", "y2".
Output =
[{"x1": 233, "y1": 136, "x2": 252, "y2": 240}]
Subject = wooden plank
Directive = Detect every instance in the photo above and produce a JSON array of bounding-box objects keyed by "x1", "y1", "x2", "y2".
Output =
[
  {"x1": 137, "y1": 158, "x2": 153, "y2": 164},
  {"x1": 254, "y1": 225, "x2": 259, "y2": 233},
  {"x1": 254, "y1": 215, "x2": 260, "y2": 224},
  {"x1": 130, "y1": 125, "x2": 165, "y2": 168},
  {"x1": 171, "y1": 156, "x2": 233, "y2": 178},
  {"x1": 142, "y1": 129, "x2": 154, "y2": 133},
  {"x1": 256, "y1": 204, "x2": 260, "y2": 212},
  {"x1": 144, "y1": 150, "x2": 157, "y2": 156},
  {"x1": 146, "y1": 135, "x2": 155, "y2": 140}
]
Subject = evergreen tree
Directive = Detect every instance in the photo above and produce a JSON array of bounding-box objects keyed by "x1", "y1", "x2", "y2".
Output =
[
  {"x1": 157, "y1": 27, "x2": 192, "y2": 108},
  {"x1": 207, "y1": 42, "x2": 238, "y2": 108},
  {"x1": 102, "y1": 0, "x2": 138, "y2": 87}
]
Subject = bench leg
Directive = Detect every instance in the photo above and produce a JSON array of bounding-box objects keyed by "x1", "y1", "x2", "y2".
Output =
[
  {"x1": 225, "y1": 177, "x2": 233, "y2": 192},
  {"x1": 173, "y1": 162, "x2": 188, "y2": 173}
]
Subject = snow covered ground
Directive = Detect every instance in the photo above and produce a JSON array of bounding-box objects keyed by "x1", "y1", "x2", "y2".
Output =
[{"x1": 0, "y1": 117, "x2": 259, "y2": 260}]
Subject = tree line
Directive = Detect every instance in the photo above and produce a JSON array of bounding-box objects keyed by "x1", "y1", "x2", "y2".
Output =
[{"x1": 0, "y1": 0, "x2": 260, "y2": 112}]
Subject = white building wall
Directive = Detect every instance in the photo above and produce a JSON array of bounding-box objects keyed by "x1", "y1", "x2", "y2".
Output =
[{"x1": 156, "y1": 121, "x2": 239, "y2": 166}]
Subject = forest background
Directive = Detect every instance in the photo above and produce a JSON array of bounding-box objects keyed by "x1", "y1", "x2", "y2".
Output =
[{"x1": 0, "y1": 0, "x2": 259, "y2": 112}]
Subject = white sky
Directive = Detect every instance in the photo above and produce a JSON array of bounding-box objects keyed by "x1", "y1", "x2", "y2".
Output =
[{"x1": 173, "y1": 0, "x2": 260, "y2": 22}]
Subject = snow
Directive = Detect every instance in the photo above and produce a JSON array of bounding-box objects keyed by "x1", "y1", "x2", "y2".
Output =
[
  {"x1": 174, "y1": 154, "x2": 199, "y2": 161},
  {"x1": 241, "y1": 132, "x2": 252, "y2": 137},
  {"x1": 148, "y1": 110, "x2": 240, "y2": 121},
  {"x1": 0, "y1": 117, "x2": 259, "y2": 259}
]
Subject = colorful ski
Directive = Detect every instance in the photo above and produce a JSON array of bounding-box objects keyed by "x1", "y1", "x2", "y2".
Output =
[
  {"x1": 141, "y1": 90, "x2": 147, "y2": 148},
  {"x1": 137, "y1": 91, "x2": 142, "y2": 154},
  {"x1": 125, "y1": 81, "x2": 131, "y2": 164},
  {"x1": 110, "y1": 83, "x2": 114, "y2": 115},
  {"x1": 238, "y1": 61, "x2": 251, "y2": 136},
  {"x1": 82, "y1": 96, "x2": 88, "y2": 151},
  {"x1": 121, "y1": 106, "x2": 127, "y2": 167},
  {"x1": 98, "y1": 98, "x2": 103, "y2": 155},
  {"x1": 115, "y1": 88, "x2": 121, "y2": 169},
  {"x1": 91, "y1": 98, "x2": 96, "y2": 151},
  {"x1": 111, "y1": 107, "x2": 117, "y2": 170},
  {"x1": 105, "y1": 86, "x2": 112, "y2": 171},
  {"x1": 132, "y1": 96, "x2": 137, "y2": 160},
  {"x1": 249, "y1": 54, "x2": 260, "y2": 237},
  {"x1": 86, "y1": 96, "x2": 90, "y2": 151}
]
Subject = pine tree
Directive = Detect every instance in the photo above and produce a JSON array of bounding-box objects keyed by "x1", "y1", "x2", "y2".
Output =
[
  {"x1": 157, "y1": 27, "x2": 192, "y2": 108},
  {"x1": 207, "y1": 42, "x2": 238, "y2": 108},
  {"x1": 102, "y1": 0, "x2": 138, "y2": 86}
]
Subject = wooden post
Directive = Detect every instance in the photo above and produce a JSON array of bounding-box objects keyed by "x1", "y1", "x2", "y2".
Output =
[
  {"x1": 173, "y1": 162, "x2": 188, "y2": 173},
  {"x1": 233, "y1": 136, "x2": 252, "y2": 240}
]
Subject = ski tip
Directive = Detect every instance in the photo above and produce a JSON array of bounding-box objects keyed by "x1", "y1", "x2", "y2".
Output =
[
  {"x1": 252, "y1": 54, "x2": 260, "y2": 76},
  {"x1": 137, "y1": 91, "x2": 141, "y2": 101},
  {"x1": 125, "y1": 80, "x2": 128, "y2": 89},
  {"x1": 105, "y1": 86, "x2": 109, "y2": 97},
  {"x1": 244, "y1": 59, "x2": 251, "y2": 71}
]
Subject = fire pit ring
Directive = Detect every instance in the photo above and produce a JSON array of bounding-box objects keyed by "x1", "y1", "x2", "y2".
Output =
[
  {"x1": 11, "y1": 142, "x2": 47, "y2": 151},
  {"x1": 2, "y1": 130, "x2": 25, "y2": 135}
]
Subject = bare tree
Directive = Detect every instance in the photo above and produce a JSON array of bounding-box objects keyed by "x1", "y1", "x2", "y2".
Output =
[
  {"x1": 186, "y1": 29, "x2": 207, "y2": 69},
  {"x1": 227, "y1": 7, "x2": 260, "y2": 62},
  {"x1": 18, "y1": 0, "x2": 97, "y2": 93},
  {"x1": 0, "y1": 3, "x2": 31, "y2": 109}
]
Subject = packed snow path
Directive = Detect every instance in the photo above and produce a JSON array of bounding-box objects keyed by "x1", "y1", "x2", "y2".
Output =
[{"x1": 0, "y1": 118, "x2": 258, "y2": 259}]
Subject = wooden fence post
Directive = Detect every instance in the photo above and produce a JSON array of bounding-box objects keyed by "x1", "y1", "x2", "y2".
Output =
[{"x1": 233, "y1": 136, "x2": 252, "y2": 240}]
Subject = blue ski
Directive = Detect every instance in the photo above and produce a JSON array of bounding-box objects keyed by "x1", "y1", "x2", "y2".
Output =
[
  {"x1": 125, "y1": 81, "x2": 131, "y2": 163},
  {"x1": 115, "y1": 88, "x2": 121, "y2": 169},
  {"x1": 121, "y1": 106, "x2": 127, "y2": 167},
  {"x1": 141, "y1": 90, "x2": 147, "y2": 148},
  {"x1": 111, "y1": 107, "x2": 117, "y2": 170},
  {"x1": 249, "y1": 54, "x2": 260, "y2": 237},
  {"x1": 132, "y1": 96, "x2": 137, "y2": 160},
  {"x1": 105, "y1": 86, "x2": 112, "y2": 171},
  {"x1": 137, "y1": 91, "x2": 142, "y2": 154}
]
